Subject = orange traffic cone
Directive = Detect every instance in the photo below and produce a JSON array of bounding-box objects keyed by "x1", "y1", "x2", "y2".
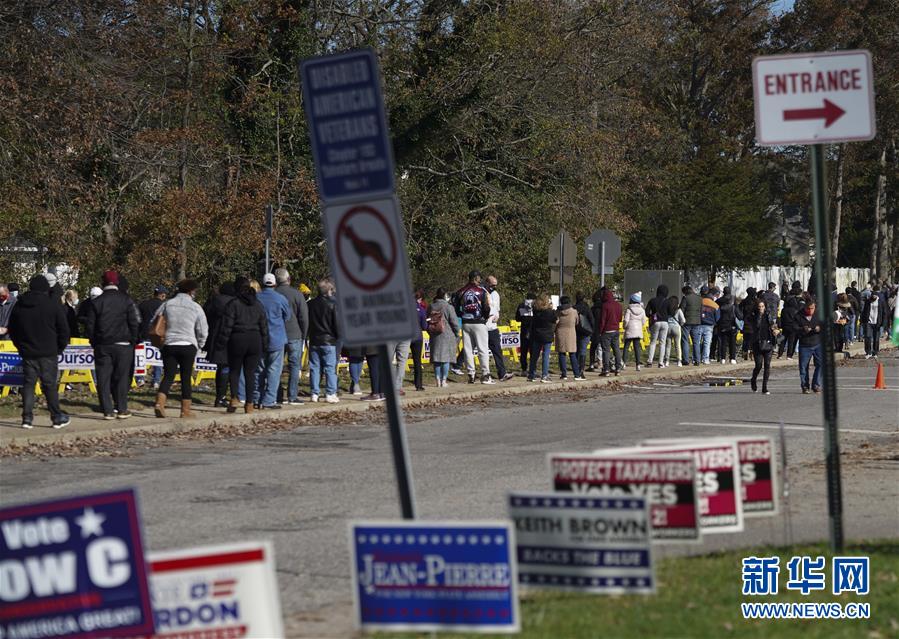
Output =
[{"x1": 873, "y1": 362, "x2": 887, "y2": 390}]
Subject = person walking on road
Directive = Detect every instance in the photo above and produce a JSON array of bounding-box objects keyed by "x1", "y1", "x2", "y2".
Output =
[
  {"x1": 428, "y1": 288, "x2": 459, "y2": 388},
  {"x1": 84, "y1": 270, "x2": 140, "y2": 420},
  {"x1": 715, "y1": 287, "x2": 739, "y2": 364},
  {"x1": 515, "y1": 292, "x2": 535, "y2": 375},
  {"x1": 485, "y1": 275, "x2": 514, "y2": 382},
  {"x1": 203, "y1": 282, "x2": 235, "y2": 407},
  {"x1": 750, "y1": 298, "x2": 779, "y2": 395},
  {"x1": 599, "y1": 289, "x2": 623, "y2": 376},
  {"x1": 796, "y1": 296, "x2": 822, "y2": 393},
  {"x1": 680, "y1": 285, "x2": 702, "y2": 365},
  {"x1": 455, "y1": 270, "x2": 494, "y2": 384},
  {"x1": 555, "y1": 295, "x2": 582, "y2": 380},
  {"x1": 622, "y1": 292, "x2": 646, "y2": 371},
  {"x1": 274, "y1": 268, "x2": 309, "y2": 405},
  {"x1": 151, "y1": 279, "x2": 208, "y2": 419},
  {"x1": 666, "y1": 296, "x2": 685, "y2": 367},
  {"x1": 216, "y1": 276, "x2": 269, "y2": 414},
  {"x1": 862, "y1": 286, "x2": 884, "y2": 358},
  {"x1": 645, "y1": 285, "x2": 669, "y2": 368},
  {"x1": 8, "y1": 275, "x2": 70, "y2": 429},
  {"x1": 528, "y1": 294, "x2": 556, "y2": 383},
  {"x1": 307, "y1": 278, "x2": 340, "y2": 403}
]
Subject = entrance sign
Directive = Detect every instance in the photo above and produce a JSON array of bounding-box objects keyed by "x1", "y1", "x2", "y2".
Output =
[
  {"x1": 549, "y1": 452, "x2": 701, "y2": 542},
  {"x1": 0, "y1": 489, "x2": 154, "y2": 639},
  {"x1": 323, "y1": 196, "x2": 418, "y2": 345},
  {"x1": 300, "y1": 48, "x2": 395, "y2": 202},
  {"x1": 508, "y1": 492, "x2": 654, "y2": 594},
  {"x1": 349, "y1": 521, "x2": 519, "y2": 634},
  {"x1": 148, "y1": 541, "x2": 284, "y2": 639},
  {"x1": 752, "y1": 50, "x2": 875, "y2": 146}
]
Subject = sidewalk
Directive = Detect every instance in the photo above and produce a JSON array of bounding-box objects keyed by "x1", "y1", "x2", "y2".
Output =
[{"x1": 0, "y1": 343, "x2": 883, "y2": 447}]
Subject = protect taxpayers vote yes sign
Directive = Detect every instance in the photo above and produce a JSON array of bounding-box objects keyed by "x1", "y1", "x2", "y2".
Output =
[{"x1": 0, "y1": 489, "x2": 155, "y2": 639}]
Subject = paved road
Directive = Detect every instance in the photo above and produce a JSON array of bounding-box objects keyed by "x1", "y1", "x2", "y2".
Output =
[{"x1": 2, "y1": 354, "x2": 897, "y2": 637}]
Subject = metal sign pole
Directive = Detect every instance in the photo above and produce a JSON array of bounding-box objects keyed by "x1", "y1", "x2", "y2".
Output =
[
  {"x1": 377, "y1": 344, "x2": 417, "y2": 519},
  {"x1": 810, "y1": 143, "x2": 843, "y2": 552},
  {"x1": 559, "y1": 234, "x2": 565, "y2": 300},
  {"x1": 265, "y1": 205, "x2": 273, "y2": 274},
  {"x1": 600, "y1": 241, "x2": 606, "y2": 288}
]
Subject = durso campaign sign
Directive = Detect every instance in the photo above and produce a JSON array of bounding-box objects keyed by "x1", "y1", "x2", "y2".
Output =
[
  {"x1": 508, "y1": 493, "x2": 654, "y2": 595},
  {"x1": 349, "y1": 521, "x2": 519, "y2": 633},
  {"x1": 549, "y1": 452, "x2": 700, "y2": 542},
  {"x1": 0, "y1": 489, "x2": 154, "y2": 639}
]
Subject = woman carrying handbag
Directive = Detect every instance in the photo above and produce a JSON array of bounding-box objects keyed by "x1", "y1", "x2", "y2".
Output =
[{"x1": 750, "y1": 298, "x2": 780, "y2": 395}]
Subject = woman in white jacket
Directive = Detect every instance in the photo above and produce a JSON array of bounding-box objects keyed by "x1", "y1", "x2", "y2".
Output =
[
  {"x1": 666, "y1": 296, "x2": 686, "y2": 367},
  {"x1": 622, "y1": 292, "x2": 647, "y2": 371}
]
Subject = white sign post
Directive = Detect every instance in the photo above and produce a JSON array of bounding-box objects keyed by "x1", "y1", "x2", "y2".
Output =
[{"x1": 752, "y1": 50, "x2": 875, "y2": 146}]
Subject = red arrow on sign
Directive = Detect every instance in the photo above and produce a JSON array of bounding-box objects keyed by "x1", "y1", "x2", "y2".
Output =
[{"x1": 783, "y1": 99, "x2": 846, "y2": 128}]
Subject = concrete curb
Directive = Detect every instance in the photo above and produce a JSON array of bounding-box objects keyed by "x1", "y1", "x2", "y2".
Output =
[{"x1": 1, "y1": 343, "x2": 886, "y2": 448}]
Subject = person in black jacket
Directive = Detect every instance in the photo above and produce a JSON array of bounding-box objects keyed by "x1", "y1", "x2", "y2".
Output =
[
  {"x1": 515, "y1": 292, "x2": 535, "y2": 375},
  {"x1": 860, "y1": 286, "x2": 884, "y2": 358},
  {"x1": 588, "y1": 289, "x2": 604, "y2": 371},
  {"x1": 646, "y1": 285, "x2": 670, "y2": 368},
  {"x1": 527, "y1": 293, "x2": 557, "y2": 382},
  {"x1": 750, "y1": 298, "x2": 780, "y2": 394},
  {"x1": 8, "y1": 275, "x2": 71, "y2": 429},
  {"x1": 715, "y1": 287, "x2": 738, "y2": 363},
  {"x1": 215, "y1": 277, "x2": 268, "y2": 413},
  {"x1": 740, "y1": 288, "x2": 758, "y2": 360},
  {"x1": 306, "y1": 278, "x2": 340, "y2": 402},
  {"x1": 777, "y1": 284, "x2": 804, "y2": 360},
  {"x1": 203, "y1": 282, "x2": 235, "y2": 407},
  {"x1": 796, "y1": 296, "x2": 823, "y2": 393},
  {"x1": 573, "y1": 291, "x2": 593, "y2": 376},
  {"x1": 84, "y1": 270, "x2": 140, "y2": 419}
]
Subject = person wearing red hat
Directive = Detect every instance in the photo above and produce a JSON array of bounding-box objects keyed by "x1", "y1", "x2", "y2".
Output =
[{"x1": 83, "y1": 270, "x2": 140, "y2": 419}]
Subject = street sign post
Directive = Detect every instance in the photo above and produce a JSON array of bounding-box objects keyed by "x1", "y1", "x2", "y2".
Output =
[
  {"x1": 548, "y1": 230, "x2": 576, "y2": 298},
  {"x1": 265, "y1": 204, "x2": 273, "y2": 274},
  {"x1": 301, "y1": 48, "x2": 417, "y2": 521},
  {"x1": 752, "y1": 49, "x2": 877, "y2": 551},
  {"x1": 585, "y1": 229, "x2": 621, "y2": 287}
]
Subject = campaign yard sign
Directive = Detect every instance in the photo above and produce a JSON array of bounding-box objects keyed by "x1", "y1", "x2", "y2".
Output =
[
  {"x1": 549, "y1": 453, "x2": 701, "y2": 542},
  {"x1": 508, "y1": 493, "x2": 654, "y2": 595},
  {"x1": 148, "y1": 541, "x2": 284, "y2": 639},
  {"x1": 0, "y1": 352, "x2": 24, "y2": 387},
  {"x1": 349, "y1": 521, "x2": 519, "y2": 634},
  {"x1": 598, "y1": 443, "x2": 745, "y2": 534},
  {"x1": 0, "y1": 489, "x2": 154, "y2": 639},
  {"x1": 647, "y1": 437, "x2": 779, "y2": 518}
]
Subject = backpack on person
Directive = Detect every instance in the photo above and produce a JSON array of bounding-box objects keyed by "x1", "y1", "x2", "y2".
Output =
[
  {"x1": 426, "y1": 307, "x2": 445, "y2": 334},
  {"x1": 577, "y1": 309, "x2": 594, "y2": 337},
  {"x1": 457, "y1": 285, "x2": 484, "y2": 321}
]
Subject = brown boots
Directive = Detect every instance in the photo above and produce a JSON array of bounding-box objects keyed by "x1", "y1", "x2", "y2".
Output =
[
  {"x1": 227, "y1": 398, "x2": 241, "y2": 413},
  {"x1": 180, "y1": 400, "x2": 193, "y2": 418},
  {"x1": 244, "y1": 402, "x2": 254, "y2": 414},
  {"x1": 154, "y1": 393, "x2": 167, "y2": 418}
]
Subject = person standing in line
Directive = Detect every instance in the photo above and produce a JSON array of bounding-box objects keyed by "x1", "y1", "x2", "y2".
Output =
[
  {"x1": 680, "y1": 285, "x2": 702, "y2": 365},
  {"x1": 63, "y1": 289, "x2": 80, "y2": 338},
  {"x1": 253, "y1": 273, "x2": 290, "y2": 409},
  {"x1": 861, "y1": 285, "x2": 884, "y2": 359},
  {"x1": 8, "y1": 275, "x2": 70, "y2": 429},
  {"x1": 795, "y1": 296, "x2": 822, "y2": 393},
  {"x1": 7, "y1": 282, "x2": 19, "y2": 299},
  {"x1": 750, "y1": 298, "x2": 779, "y2": 395},
  {"x1": 138, "y1": 285, "x2": 168, "y2": 388},
  {"x1": 528, "y1": 293, "x2": 556, "y2": 383},
  {"x1": 515, "y1": 292, "x2": 535, "y2": 376},
  {"x1": 715, "y1": 286, "x2": 738, "y2": 364},
  {"x1": 762, "y1": 282, "x2": 780, "y2": 325},
  {"x1": 833, "y1": 294, "x2": 850, "y2": 355},
  {"x1": 622, "y1": 292, "x2": 646, "y2": 371},
  {"x1": 777, "y1": 282, "x2": 804, "y2": 360},
  {"x1": 844, "y1": 286, "x2": 859, "y2": 345},
  {"x1": 83, "y1": 270, "x2": 140, "y2": 419},
  {"x1": 0, "y1": 284, "x2": 15, "y2": 340},
  {"x1": 216, "y1": 276, "x2": 268, "y2": 414},
  {"x1": 588, "y1": 289, "x2": 604, "y2": 371},
  {"x1": 740, "y1": 287, "x2": 758, "y2": 361},
  {"x1": 847, "y1": 280, "x2": 862, "y2": 340},
  {"x1": 410, "y1": 289, "x2": 428, "y2": 391},
  {"x1": 484, "y1": 275, "x2": 514, "y2": 382},
  {"x1": 572, "y1": 292, "x2": 593, "y2": 377},
  {"x1": 427, "y1": 288, "x2": 459, "y2": 388},
  {"x1": 390, "y1": 336, "x2": 413, "y2": 395},
  {"x1": 555, "y1": 295, "x2": 582, "y2": 380},
  {"x1": 151, "y1": 279, "x2": 208, "y2": 419},
  {"x1": 645, "y1": 285, "x2": 669, "y2": 368},
  {"x1": 698, "y1": 285, "x2": 720, "y2": 365},
  {"x1": 455, "y1": 270, "x2": 494, "y2": 384},
  {"x1": 274, "y1": 268, "x2": 309, "y2": 406},
  {"x1": 666, "y1": 296, "x2": 685, "y2": 367},
  {"x1": 307, "y1": 278, "x2": 340, "y2": 403},
  {"x1": 346, "y1": 345, "x2": 382, "y2": 399},
  {"x1": 599, "y1": 288, "x2": 623, "y2": 376},
  {"x1": 203, "y1": 282, "x2": 235, "y2": 407},
  {"x1": 43, "y1": 272, "x2": 65, "y2": 303}
]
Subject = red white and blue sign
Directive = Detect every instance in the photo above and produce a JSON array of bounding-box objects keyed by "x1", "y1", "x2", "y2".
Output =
[
  {"x1": 349, "y1": 521, "x2": 520, "y2": 633},
  {"x1": 300, "y1": 48, "x2": 395, "y2": 202},
  {"x1": 0, "y1": 489, "x2": 154, "y2": 639},
  {"x1": 0, "y1": 352, "x2": 25, "y2": 387}
]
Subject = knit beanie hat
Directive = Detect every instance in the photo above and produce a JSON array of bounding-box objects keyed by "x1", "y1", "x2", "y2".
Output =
[
  {"x1": 102, "y1": 270, "x2": 119, "y2": 286},
  {"x1": 29, "y1": 275, "x2": 50, "y2": 293},
  {"x1": 630, "y1": 292, "x2": 642, "y2": 303}
]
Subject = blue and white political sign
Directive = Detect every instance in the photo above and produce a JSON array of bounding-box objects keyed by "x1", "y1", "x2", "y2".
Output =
[
  {"x1": 0, "y1": 352, "x2": 24, "y2": 386},
  {"x1": 349, "y1": 521, "x2": 520, "y2": 634},
  {"x1": 0, "y1": 489, "x2": 154, "y2": 639},
  {"x1": 300, "y1": 48, "x2": 395, "y2": 202},
  {"x1": 508, "y1": 492, "x2": 654, "y2": 595}
]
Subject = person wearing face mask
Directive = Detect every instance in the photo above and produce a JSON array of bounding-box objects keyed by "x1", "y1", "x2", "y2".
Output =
[
  {"x1": 484, "y1": 275, "x2": 514, "y2": 382},
  {"x1": 0, "y1": 285, "x2": 15, "y2": 340},
  {"x1": 64, "y1": 289, "x2": 80, "y2": 338},
  {"x1": 795, "y1": 295, "x2": 822, "y2": 394},
  {"x1": 150, "y1": 279, "x2": 209, "y2": 418}
]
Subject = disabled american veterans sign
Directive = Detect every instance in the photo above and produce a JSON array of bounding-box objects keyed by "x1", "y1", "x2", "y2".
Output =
[
  {"x1": 148, "y1": 541, "x2": 284, "y2": 639},
  {"x1": 349, "y1": 521, "x2": 519, "y2": 633},
  {"x1": 508, "y1": 493, "x2": 654, "y2": 595},
  {"x1": 0, "y1": 489, "x2": 154, "y2": 639},
  {"x1": 549, "y1": 452, "x2": 700, "y2": 542}
]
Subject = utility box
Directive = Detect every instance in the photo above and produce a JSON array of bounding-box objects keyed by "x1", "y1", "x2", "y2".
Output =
[{"x1": 623, "y1": 270, "x2": 684, "y2": 305}]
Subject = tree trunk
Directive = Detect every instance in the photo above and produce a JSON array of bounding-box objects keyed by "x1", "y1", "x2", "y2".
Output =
[
  {"x1": 831, "y1": 144, "x2": 844, "y2": 267},
  {"x1": 871, "y1": 145, "x2": 887, "y2": 278},
  {"x1": 178, "y1": 0, "x2": 199, "y2": 281}
]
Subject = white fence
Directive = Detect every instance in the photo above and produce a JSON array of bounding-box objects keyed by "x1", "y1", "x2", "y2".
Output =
[{"x1": 685, "y1": 267, "x2": 871, "y2": 300}]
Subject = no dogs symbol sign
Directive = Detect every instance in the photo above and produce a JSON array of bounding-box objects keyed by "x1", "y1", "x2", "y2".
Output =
[{"x1": 323, "y1": 196, "x2": 418, "y2": 345}]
